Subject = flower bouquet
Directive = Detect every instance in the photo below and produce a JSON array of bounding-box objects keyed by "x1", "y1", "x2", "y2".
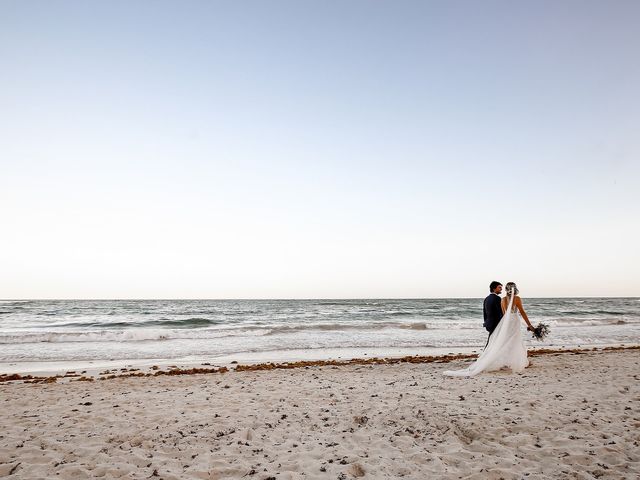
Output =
[{"x1": 531, "y1": 322, "x2": 550, "y2": 341}]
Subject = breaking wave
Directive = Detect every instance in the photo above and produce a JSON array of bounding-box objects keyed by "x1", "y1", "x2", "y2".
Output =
[{"x1": 0, "y1": 321, "x2": 439, "y2": 344}]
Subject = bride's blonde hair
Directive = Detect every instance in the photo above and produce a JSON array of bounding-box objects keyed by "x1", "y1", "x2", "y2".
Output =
[{"x1": 505, "y1": 282, "x2": 519, "y2": 297}]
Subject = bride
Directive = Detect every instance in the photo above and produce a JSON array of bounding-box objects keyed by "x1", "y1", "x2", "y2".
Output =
[{"x1": 443, "y1": 282, "x2": 534, "y2": 377}]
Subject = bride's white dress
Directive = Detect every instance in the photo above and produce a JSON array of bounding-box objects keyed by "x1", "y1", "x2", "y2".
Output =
[{"x1": 443, "y1": 293, "x2": 529, "y2": 376}]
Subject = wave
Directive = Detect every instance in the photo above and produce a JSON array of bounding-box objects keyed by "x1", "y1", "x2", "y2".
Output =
[
  {"x1": 552, "y1": 310, "x2": 627, "y2": 316},
  {"x1": 0, "y1": 321, "x2": 436, "y2": 344},
  {"x1": 404, "y1": 323, "x2": 429, "y2": 330},
  {"x1": 263, "y1": 321, "x2": 431, "y2": 335},
  {"x1": 1, "y1": 314, "x2": 636, "y2": 345},
  {"x1": 49, "y1": 317, "x2": 224, "y2": 329},
  {"x1": 0, "y1": 328, "x2": 251, "y2": 344},
  {"x1": 550, "y1": 318, "x2": 632, "y2": 326}
]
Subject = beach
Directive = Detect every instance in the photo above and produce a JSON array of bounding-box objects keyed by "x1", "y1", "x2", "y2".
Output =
[{"x1": 1, "y1": 347, "x2": 638, "y2": 479}]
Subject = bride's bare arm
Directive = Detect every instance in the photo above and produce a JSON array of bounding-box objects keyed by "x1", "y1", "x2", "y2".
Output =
[
  {"x1": 501, "y1": 298, "x2": 507, "y2": 314},
  {"x1": 515, "y1": 297, "x2": 534, "y2": 331}
]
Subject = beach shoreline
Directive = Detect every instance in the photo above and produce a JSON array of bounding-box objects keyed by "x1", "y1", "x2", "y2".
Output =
[{"x1": 1, "y1": 343, "x2": 638, "y2": 382}]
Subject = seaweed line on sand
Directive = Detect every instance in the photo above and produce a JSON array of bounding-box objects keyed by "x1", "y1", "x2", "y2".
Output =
[{"x1": 1, "y1": 345, "x2": 638, "y2": 385}]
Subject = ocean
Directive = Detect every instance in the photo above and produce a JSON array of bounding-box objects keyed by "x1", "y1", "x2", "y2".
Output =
[{"x1": 0, "y1": 298, "x2": 638, "y2": 367}]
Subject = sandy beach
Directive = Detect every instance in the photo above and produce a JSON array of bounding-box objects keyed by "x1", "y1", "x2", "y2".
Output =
[{"x1": 1, "y1": 347, "x2": 638, "y2": 479}]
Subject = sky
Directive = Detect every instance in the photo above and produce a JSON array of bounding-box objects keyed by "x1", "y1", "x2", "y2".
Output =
[{"x1": 1, "y1": 1, "x2": 639, "y2": 299}]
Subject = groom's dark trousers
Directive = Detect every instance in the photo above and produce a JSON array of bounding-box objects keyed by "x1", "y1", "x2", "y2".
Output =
[{"x1": 483, "y1": 293, "x2": 503, "y2": 349}]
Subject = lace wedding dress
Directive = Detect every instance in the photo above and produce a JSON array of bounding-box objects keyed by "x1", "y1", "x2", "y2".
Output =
[{"x1": 443, "y1": 292, "x2": 529, "y2": 376}]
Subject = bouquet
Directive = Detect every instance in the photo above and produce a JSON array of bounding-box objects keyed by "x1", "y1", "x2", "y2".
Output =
[{"x1": 531, "y1": 322, "x2": 550, "y2": 341}]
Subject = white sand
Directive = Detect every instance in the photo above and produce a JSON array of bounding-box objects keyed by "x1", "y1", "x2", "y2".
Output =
[{"x1": 1, "y1": 348, "x2": 638, "y2": 479}]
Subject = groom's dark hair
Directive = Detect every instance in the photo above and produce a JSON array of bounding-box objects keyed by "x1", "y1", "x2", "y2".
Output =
[{"x1": 489, "y1": 281, "x2": 502, "y2": 292}]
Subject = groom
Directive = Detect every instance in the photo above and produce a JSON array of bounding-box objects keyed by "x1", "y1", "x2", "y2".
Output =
[{"x1": 483, "y1": 281, "x2": 503, "y2": 348}]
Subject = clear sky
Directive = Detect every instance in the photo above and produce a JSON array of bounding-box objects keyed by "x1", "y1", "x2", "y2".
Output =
[{"x1": 1, "y1": 1, "x2": 639, "y2": 299}]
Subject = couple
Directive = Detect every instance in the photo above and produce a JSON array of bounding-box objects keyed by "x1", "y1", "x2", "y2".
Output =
[{"x1": 444, "y1": 281, "x2": 534, "y2": 377}]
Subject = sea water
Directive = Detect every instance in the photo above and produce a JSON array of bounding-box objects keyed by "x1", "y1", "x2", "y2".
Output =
[{"x1": 1, "y1": 298, "x2": 638, "y2": 367}]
